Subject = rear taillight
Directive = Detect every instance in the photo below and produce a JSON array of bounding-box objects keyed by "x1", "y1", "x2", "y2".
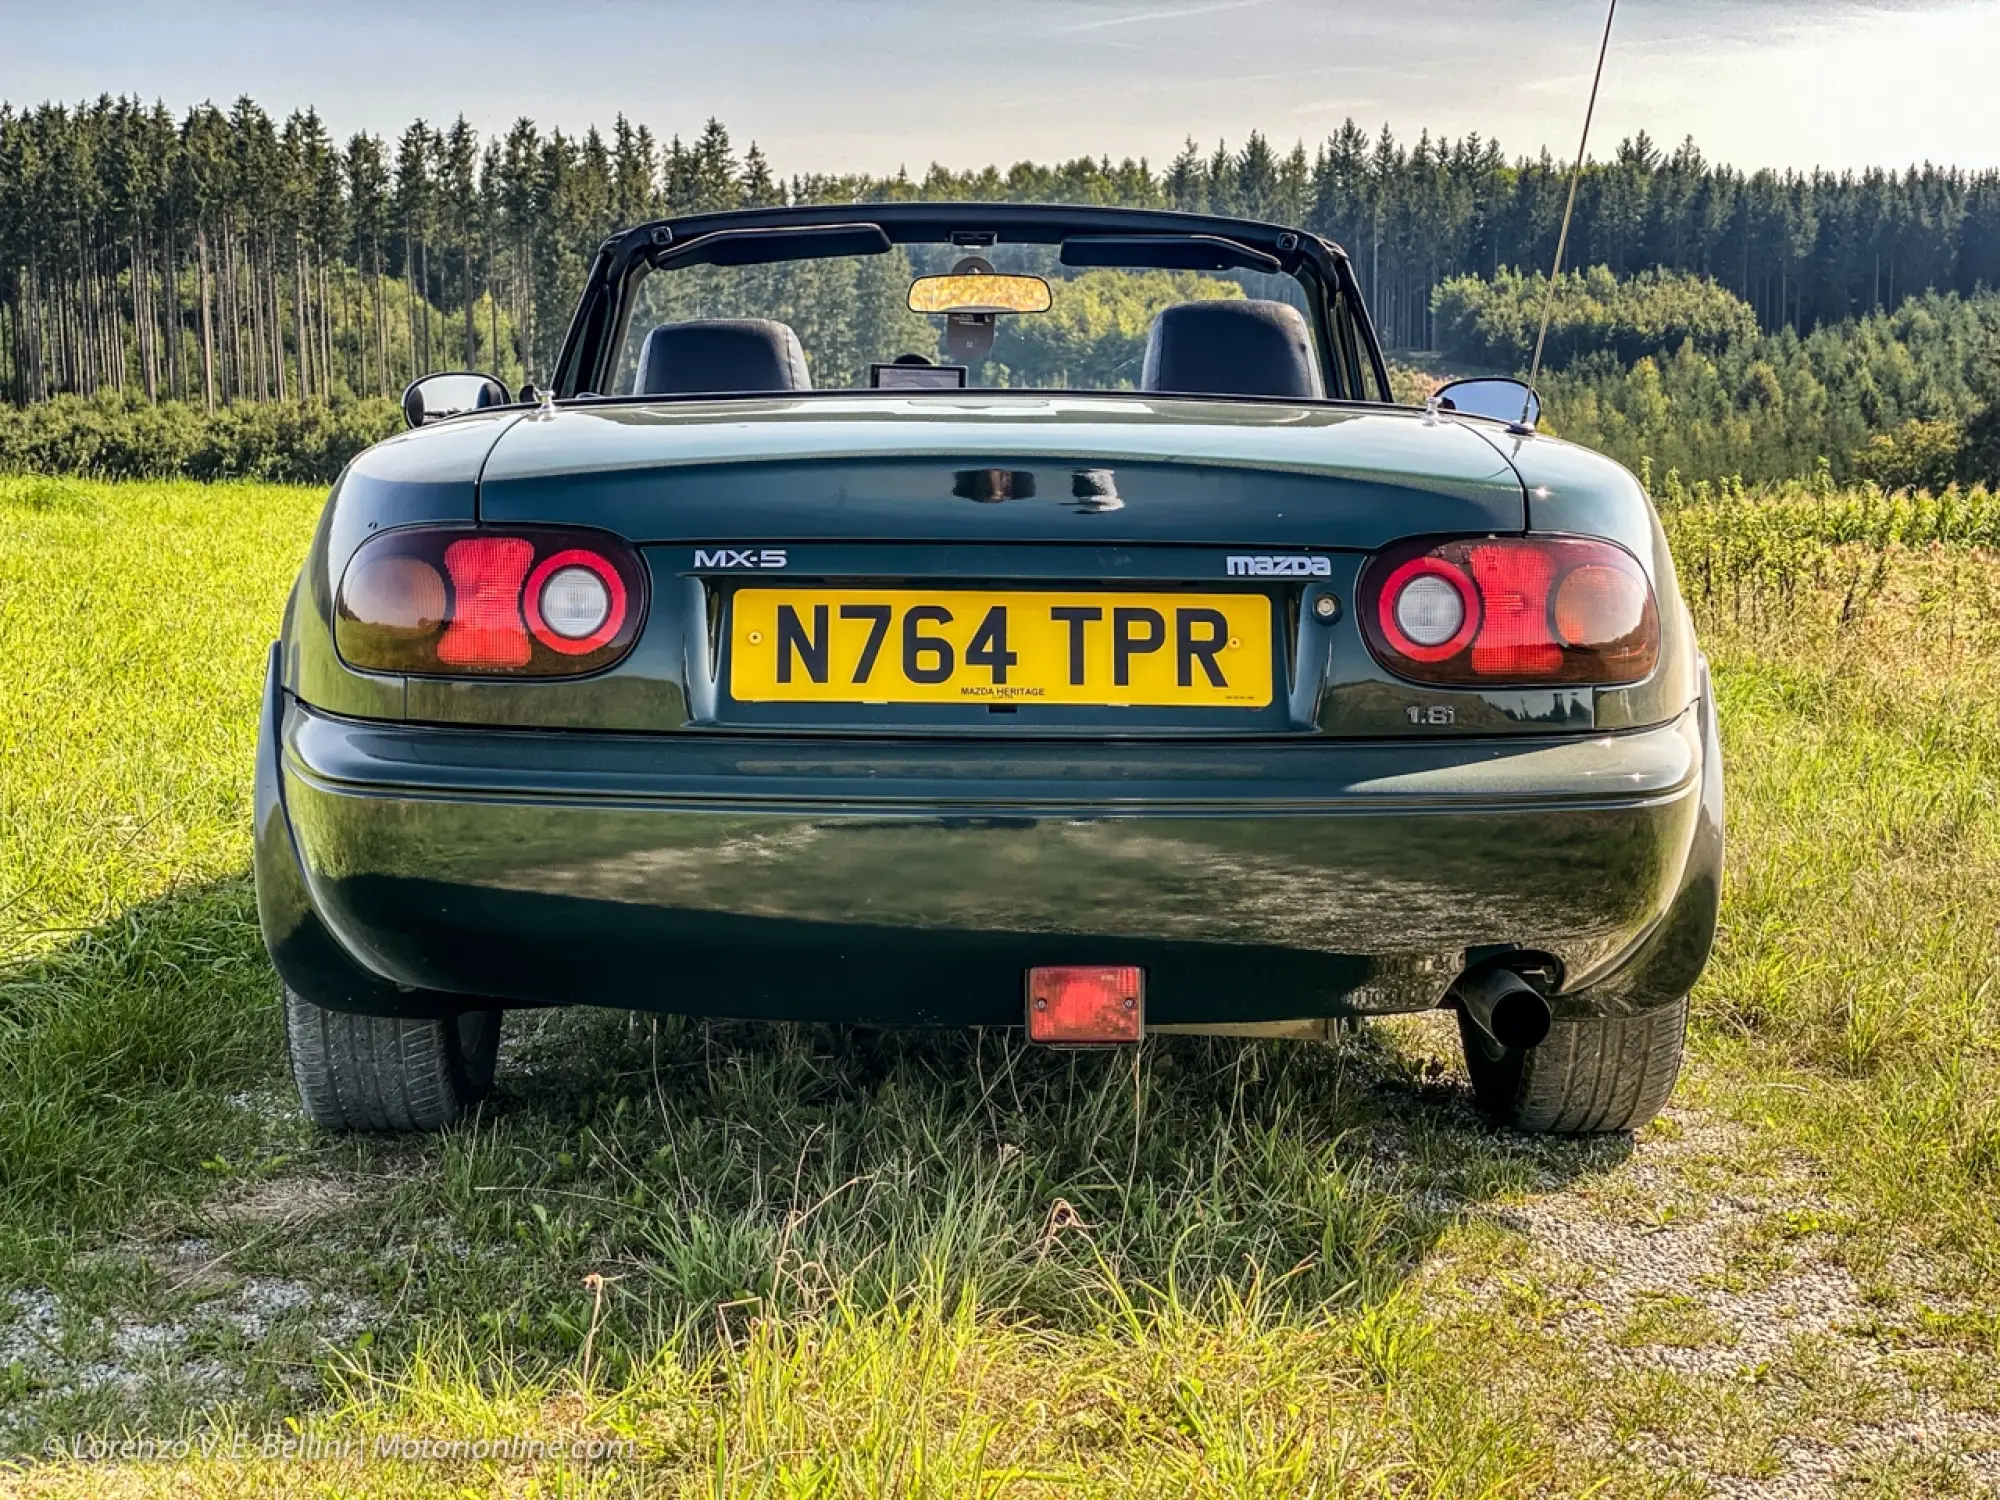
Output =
[
  {"x1": 336, "y1": 527, "x2": 645, "y2": 677},
  {"x1": 1360, "y1": 536, "x2": 1658, "y2": 687}
]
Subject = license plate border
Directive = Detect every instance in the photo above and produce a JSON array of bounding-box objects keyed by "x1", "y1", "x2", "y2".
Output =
[{"x1": 723, "y1": 583, "x2": 1278, "y2": 710}]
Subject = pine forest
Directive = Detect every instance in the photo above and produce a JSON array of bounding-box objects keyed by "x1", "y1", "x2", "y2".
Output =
[{"x1": 2, "y1": 96, "x2": 1998, "y2": 488}]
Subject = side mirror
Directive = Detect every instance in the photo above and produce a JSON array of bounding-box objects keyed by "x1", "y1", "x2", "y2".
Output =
[
  {"x1": 1432, "y1": 376, "x2": 1539, "y2": 432},
  {"x1": 403, "y1": 372, "x2": 510, "y2": 428}
]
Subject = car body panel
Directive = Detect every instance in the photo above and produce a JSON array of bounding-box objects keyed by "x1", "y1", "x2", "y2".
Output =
[
  {"x1": 309, "y1": 403, "x2": 1690, "y2": 740},
  {"x1": 1499, "y1": 427, "x2": 1701, "y2": 728},
  {"x1": 256, "y1": 202, "x2": 1719, "y2": 1039},
  {"x1": 260, "y1": 659, "x2": 1715, "y2": 1027},
  {"x1": 477, "y1": 396, "x2": 1525, "y2": 517},
  {"x1": 285, "y1": 410, "x2": 521, "y2": 718}
]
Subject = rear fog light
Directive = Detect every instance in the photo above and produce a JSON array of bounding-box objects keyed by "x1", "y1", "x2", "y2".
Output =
[{"x1": 1026, "y1": 966, "x2": 1143, "y2": 1045}]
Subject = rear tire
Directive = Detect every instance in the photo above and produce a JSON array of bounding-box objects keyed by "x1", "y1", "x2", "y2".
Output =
[
  {"x1": 284, "y1": 986, "x2": 502, "y2": 1132},
  {"x1": 1457, "y1": 995, "x2": 1686, "y2": 1134}
]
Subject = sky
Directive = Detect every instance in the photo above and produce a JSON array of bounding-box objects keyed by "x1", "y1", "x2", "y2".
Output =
[{"x1": 6, "y1": 0, "x2": 1999, "y2": 176}]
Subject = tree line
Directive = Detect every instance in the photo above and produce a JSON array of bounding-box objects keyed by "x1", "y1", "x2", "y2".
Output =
[
  {"x1": 3, "y1": 95, "x2": 1999, "y2": 407},
  {"x1": 1433, "y1": 266, "x2": 1760, "y2": 370},
  {"x1": 1533, "y1": 287, "x2": 2000, "y2": 489}
]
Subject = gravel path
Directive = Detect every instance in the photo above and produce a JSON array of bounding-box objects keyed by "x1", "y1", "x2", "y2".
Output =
[{"x1": 1476, "y1": 1108, "x2": 1999, "y2": 1496}]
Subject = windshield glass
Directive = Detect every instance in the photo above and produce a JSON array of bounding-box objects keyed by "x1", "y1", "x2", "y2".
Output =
[{"x1": 611, "y1": 242, "x2": 1317, "y2": 396}]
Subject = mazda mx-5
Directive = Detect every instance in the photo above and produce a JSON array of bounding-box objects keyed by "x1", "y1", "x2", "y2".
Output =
[{"x1": 254, "y1": 201, "x2": 1721, "y2": 1134}]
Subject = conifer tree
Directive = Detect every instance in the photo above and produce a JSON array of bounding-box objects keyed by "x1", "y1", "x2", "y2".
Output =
[{"x1": 2, "y1": 97, "x2": 1998, "y2": 408}]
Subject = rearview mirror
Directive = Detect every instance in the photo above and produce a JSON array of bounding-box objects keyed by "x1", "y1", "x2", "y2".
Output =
[
  {"x1": 403, "y1": 371, "x2": 511, "y2": 428},
  {"x1": 1432, "y1": 376, "x2": 1539, "y2": 431},
  {"x1": 907, "y1": 273, "x2": 1052, "y2": 316}
]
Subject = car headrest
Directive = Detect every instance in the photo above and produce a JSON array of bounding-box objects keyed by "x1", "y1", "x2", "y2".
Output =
[
  {"x1": 635, "y1": 318, "x2": 812, "y2": 395},
  {"x1": 1139, "y1": 299, "x2": 1323, "y2": 401}
]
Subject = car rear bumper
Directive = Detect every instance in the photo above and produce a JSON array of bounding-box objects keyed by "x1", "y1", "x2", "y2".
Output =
[{"x1": 255, "y1": 650, "x2": 1721, "y2": 1028}]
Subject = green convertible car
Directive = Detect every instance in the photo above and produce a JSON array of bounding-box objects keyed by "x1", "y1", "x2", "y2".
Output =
[{"x1": 254, "y1": 201, "x2": 1721, "y2": 1136}]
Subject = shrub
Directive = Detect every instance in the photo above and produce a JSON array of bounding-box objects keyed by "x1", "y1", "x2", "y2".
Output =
[
  {"x1": 0, "y1": 394, "x2": 402, "y2": 484},
  {"x1": 1433, "y1": 265, "x2": 1759, "y2": 369},
  {"x1": 1535, "y1": 291, "x2": 2000, "y2": 486},
  {"x1": 1960, "y1": 402, "x2": 2000, "y2": 488},
  {"x1": 1851, "y1": 418, "x2": 1965, "y2": 494}
]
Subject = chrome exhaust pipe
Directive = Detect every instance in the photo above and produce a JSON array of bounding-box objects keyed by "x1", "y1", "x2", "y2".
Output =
[{"x1": 1457, "y1": 968, "x2": 1553, "y2": 1050}]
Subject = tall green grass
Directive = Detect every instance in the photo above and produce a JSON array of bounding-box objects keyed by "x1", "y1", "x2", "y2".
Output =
[
  {"x1": 1672, "y1": 506, "x2": 2000, "y2": 1273},
  {"x1": 0, "y1": 475, "x2": 320, "y2": 942},
  {"x1": 1660, "y1": 470, "x2": 2000, "y2": 615},
  {"x1": 4, "y1": 475, "x2": 1999, "y2": 1491},
  {"x1": 0, "y1": 476, "x2": 317, "y2": 1272}
]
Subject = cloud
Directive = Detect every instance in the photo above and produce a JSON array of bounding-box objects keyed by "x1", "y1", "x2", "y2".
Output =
[
  {"x1": 1052, "y1": 0, "x2": 1278, "y2": 32},
  {"x1": 6, "y1": 0, "x2": 1996, "y2": 173}
]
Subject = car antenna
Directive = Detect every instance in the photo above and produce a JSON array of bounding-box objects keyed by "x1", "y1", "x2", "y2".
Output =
[{"x1": 1522, "y1": 0, "x2": 1618, "y2": 425}]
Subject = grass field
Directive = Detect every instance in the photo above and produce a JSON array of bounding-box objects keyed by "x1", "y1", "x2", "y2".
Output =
[{"x1": 3, "y1": 472, "x2": 2000, "y2": 1496}]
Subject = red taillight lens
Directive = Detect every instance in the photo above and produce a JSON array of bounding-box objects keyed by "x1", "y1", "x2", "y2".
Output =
[
  {"x1": 1466, "y1": 542, "x2": 1562, "y2": 678},
  {"x1": 335, "y1": 526, "x2": 645, "y2": 677},
  {"x1": 1361, "y1": 536, "x2": 1658, "y2": 686},
  {"x1": 438, "y1": 537, "x2": 535, "y2": 668},
  {"x1": 1026, "y1": 966, "x2": 1143, "y2": 1045}
]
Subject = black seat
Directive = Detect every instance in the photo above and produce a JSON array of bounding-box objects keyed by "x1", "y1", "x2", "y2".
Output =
[
  {"x1": 1139, "y1": 300, "x2": 1322, "y2": 400},
  {"x1": 634, "y1": 318, "x2": 812, "y2": 395}
]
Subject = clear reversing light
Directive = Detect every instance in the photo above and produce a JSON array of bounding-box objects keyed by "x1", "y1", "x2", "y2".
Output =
[
  {"x1": 1375, "y1": 555, "x2": 1480, "y2": 663},
  {"x1": 541, "y1": 567, "x2": 611, "y2": 637},
  {"x1": 1394, "y1": 573, "x2": 1467, "y2": 647},
  {"x1": 524, "y1": 548, "x2": 628, "y2": 654}
]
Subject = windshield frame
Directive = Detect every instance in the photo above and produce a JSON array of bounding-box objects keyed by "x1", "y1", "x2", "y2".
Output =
[{"x1": 553, "y1": 202, "x2": 1391, "y2": 406}]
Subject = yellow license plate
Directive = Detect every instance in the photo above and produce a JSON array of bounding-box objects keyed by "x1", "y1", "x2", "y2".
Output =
[{"x1": 730, "y1": 589, "x2": 1274, "y2": 706}]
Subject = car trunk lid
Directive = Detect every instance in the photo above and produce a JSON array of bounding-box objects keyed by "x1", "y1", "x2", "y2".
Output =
[
  {"x1": 456, "y1": 395, "x2": 1528, "y2": 737},
  {"x1": 476, "y1": 394, "x2": 1525, "y2": 545}
]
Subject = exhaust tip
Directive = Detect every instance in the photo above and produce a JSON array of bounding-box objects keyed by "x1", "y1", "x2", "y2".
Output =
[{"x1": 1458, "y1": 967, "x2": 1553, "y2": 1050}]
